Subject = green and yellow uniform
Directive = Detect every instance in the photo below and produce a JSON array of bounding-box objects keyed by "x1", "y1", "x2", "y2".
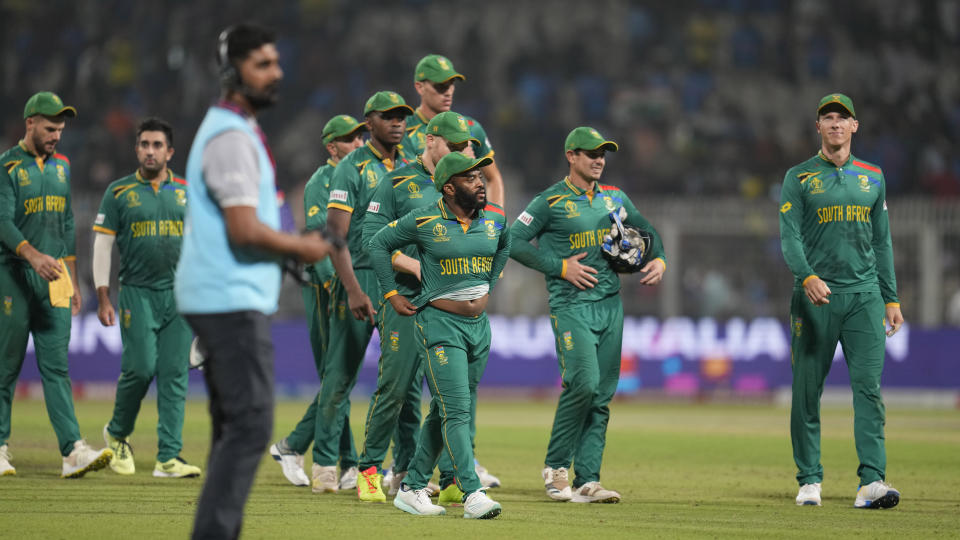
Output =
[
  {"x1": 312, "y1": 141, "x2": 411, "y2": 467},
  {"x1": 94, "y1": 170, "x2": 192, "y2": 462},
  {"x1": 0, "y1": 143, "x2": 82, "y2": 457},
  {"x1": 403, "y1": 109, "x2": 493, "y2": 162},
  {"x1": 510, "y1": 177, "x2": 665, "y2": 488},
  {"x1": 358, "y1": 155, "x2": 439, "y2": 478},
  {"x1": 283, "y1": 159, "x2": 356, "y2": 469},
  {"x1": 370, "y1": 183, "x2": 510, "y2": 496},
  {"x1": 779, "y1": 151, "x2": 898, "y2": 486}
]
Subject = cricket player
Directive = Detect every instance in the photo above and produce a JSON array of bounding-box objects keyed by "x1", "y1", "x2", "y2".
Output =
[
  {"x1": 509, "y1": 127, "x2": 665, "y2": 503},
  {"x1": 780, "y1": 93, "x2": 903, "y2": 509},
  {"x1": 370, "y1": 151, "x2": 510, "y2": 519},
  {"x1": 311, "y1": 91, "x2": 413, "y2": 493},
  {"x1": 94, "y1": 117, "x2": 201, "y2": 479},
  {"x1": 0, "y1": 91, "x2": 113, "y2": 478},
  {"x1": 355, "y1": 111, "x2": 477, "y2": 504},
  {"x1": 269, "y1": 114, "x2": 367, "y2": 488},
  {"x1": 404, "y1": 54, "x2": 506, "y2": 209}
]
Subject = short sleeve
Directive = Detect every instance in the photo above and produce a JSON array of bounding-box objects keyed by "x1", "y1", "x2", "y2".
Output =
[{"x1": 203, "y1": 130, "x2": 261, "y2": 208}]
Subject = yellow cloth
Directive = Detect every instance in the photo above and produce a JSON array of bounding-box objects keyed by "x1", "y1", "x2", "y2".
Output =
[{"x1": 48, "y1": 259, "x2": 74, "y2": 308}]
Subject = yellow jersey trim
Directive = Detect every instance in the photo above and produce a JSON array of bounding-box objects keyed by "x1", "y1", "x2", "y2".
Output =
[
  {"x1": 92, "y1": 225, "x2": 116, "y2": 235},
  {"x1": 654, "y1": 257, "x2": 666, "y2": 271},
  {"x1": 63, "y1": 255, "x2": 76, "y2": 262},
  {"x1": 560, "y1": 258, "x2": 568, "y2": 279},
  {"x1": 327, "y1": 202, "x2": 354, "y2": 213},
  {"x1": 801, "y1": 275, "x2": 819, "y2": 286},
  {"x1": 391, "y1": 250, "x2": 402, "y2": 263},
  {"x1": 885, "y1": 302, "x2": 900, "y2": 308},
  {"x1": 383, "y1": 289, "x2": 399, "y2": 300},
  {"x1": 14, "y1": 240, "x2": 28, "y2": 256}
]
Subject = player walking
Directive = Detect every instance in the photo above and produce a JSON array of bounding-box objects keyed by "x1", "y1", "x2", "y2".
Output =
[
  {"x1": 509, "y1": 127, "x2": 665, "y2": 503},
  {"x1": 780, "y1": 94, "x2": 903, "y2": 509},
  {"x1": 94, "y1": 117, "x2": 201, "y2": 478},
  {"x1": 370, "y1": 151, "x2": 510, "y2": 519},
  {"x1": 0, "y1": 92, "x2": 112, "y2": 478}
]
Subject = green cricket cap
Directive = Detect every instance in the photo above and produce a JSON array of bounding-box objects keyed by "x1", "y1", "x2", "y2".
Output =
[
  {"x1": 817, "y1": 93, "x2": 856, "y2": 118},
  {"x1": 321, "y1": 114, "x2": 367, "y2": 144},
  {"x1": 564, "y1": 126, "x2": 618, "y2": 152},
  {"x1": 433, "y1": 152, "x2": 492, "y2": 191},
  {"x1": 425, "y1": 111, "x2": 479, "y2": 145},
  {"x1": 363, "y1": 91, "x2": 414, "y2": 116},
  {"x1": 414, "y1": 54, "x2": 465, "y2": 83},
  {"x1": 23, "y1": 91, "x2": 77, "y2": 119}
]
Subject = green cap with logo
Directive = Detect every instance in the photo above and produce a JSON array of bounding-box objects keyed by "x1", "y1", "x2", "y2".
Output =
[
  {"x1": 425, "y1": 111, "x2": 479, "y2": 145},
  {"x1": 817, "y1": 93, "x2": 856, "y2": 118},
  {"x1": 322, "y1": 114, "x2": 367, "y2": 144},
  {"x1": 564, "y1": 126, "x2": 618, "y2": 152},
  {"x1": 23, "y1": 91, "x2": 77, "y2": 119},
  {"x1": 414, "y1": 54, "x2": 465, "y2": 83},
  {"x1": 363, "y1": 91, "x2": 415, "y2": 117},
  {"x1": 433, "y1": 152, "x2": 492, "y2": 191}
]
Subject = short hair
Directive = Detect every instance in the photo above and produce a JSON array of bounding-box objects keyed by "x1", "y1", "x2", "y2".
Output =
[
  {"x1": 136, "y1": 117, "x2": 174, "y2": 147},
  {"x1": 218, "y1": 23, "x2": 277, "y2": 68}
]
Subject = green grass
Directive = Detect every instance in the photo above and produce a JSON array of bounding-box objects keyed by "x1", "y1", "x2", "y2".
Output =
[{"x1": 1, "y1": 398, "x2": 958, "y2": 538}]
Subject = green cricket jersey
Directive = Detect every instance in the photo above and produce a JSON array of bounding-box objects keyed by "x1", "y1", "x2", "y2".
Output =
[
  {"x1": 362, "y1": 155, "x2": 441, "y2": 298},
  {"x1": 370, "y1": 198, "x2": 510, "y2": 307},
  {"x1": 779, "y1": 151, "x2": 898, "y2": 304},
  {"x1": 403, "y1": 108, "x2": 493, "y2": 161},
  {"x1": 510, "y1": 177, "x2": 665, "y2": 311},
  {"x1": 0, "y1": 142, "x2": 75, "y2": 264},
  {"x1": 328, "y1": 141, "x2": 412, "y2": 269},
  {"x1": 304, "y1": 159, "x2": 336, "y2": 285},
  {"x1": 92, "y1": 170, "x2": 186, "y2": 290}
]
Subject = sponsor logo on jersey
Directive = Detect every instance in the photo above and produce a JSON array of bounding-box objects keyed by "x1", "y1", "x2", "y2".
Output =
[
  {"x1": 175, "y1": 188, "x2": 186, "y2": 206},
  {"x1": 808, "y1": 177, "x2": 824, "y2": 195},
  {"x1": 780, "y1": 202, "x2": 792, "y2": 214},
  {"x1": 95, "y1": 213, "x2": 106, "y2": 225},
  {"x1": 56, "y1": 164, "x2": 66, "y2": 183},
  {"x1": 883, "y1": 200, "x2": 888, "y2": 211},
  {"x1": 518, "y1": 211, "x2": 534, "y2": 226},
  {"x1": 329, "y1": 189, "x2": 348, "y2": 203},
  {"x1": 563, "y1": 331, "x2": 574, "y2": 351},
  {"x1": 17, "y1": 168, "x2": 30, "y2": 186},
  {"x1": 308, "y1": 205, "x2": 320, "y2": 217},
  {"x1": 564, "y1": 199, "x2": 580, "y2": 218},
  {"x1": 126, "y1": 190, "x2": 141, "y2": 207},
  {"x1": 434, "y1": 345, "x2": 448, "y2": 365},
  {"x1": 390, "y1": 330, "x2": 400, "y2": 352},
  {"x1": 858, "y1": 175, "x2": 871, "y2": 192},
  {"x1": 408, "y1": 181, "x2": 422, "y2": 199},
  {"x1": 432, "y1": 222, "x2": 449, "y2": 242},
  {"x1": 367, "y1": 201, "x2": 380, "y2": 213}
]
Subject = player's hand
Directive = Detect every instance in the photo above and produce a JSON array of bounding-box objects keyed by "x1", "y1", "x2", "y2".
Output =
[
  {"x1": 388, "y1": 294, "x2": 417, "y2": 316},
  {"x1": 563, "y1": 252, "x2": 598, "y2": 290},
  {"x1": 97, "y1": 299, "x2": 116, "y2": 326},
  {"x1": 298, "y1": 231, "x2": 332, "y2": 264},
  {"x1": 885, "y1": 304, "x2": 904, "y2": 337},
  {"x1": 803, "y1": 276, "x2": 831, "y2": 306},
  {"x1": 638, "y1": 258, "x2": 665, "y2": 286},
  {"x1": 25, "y1": 250, "x2": 62, "y2": 282},
  {"x1": 348, "y1": 289, "x2": 377, "y2": 325},
  {"x1": 71, "y1": 288, "x2": 82, "y2": 316}
]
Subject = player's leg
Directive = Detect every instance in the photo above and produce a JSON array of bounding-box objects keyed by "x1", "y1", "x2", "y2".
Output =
[
  {"x1": 154, "y1": 291, "x2": 196, "y2": 477},
  {"x1": 188, "y1": 311, "x2": 274, "y2": 539},
  {"x1": 0, "y1": 264, "x2": 31, "y2": 452},
  {"x1": 570, "y1": 295, "x2": 622, "y2": 502},
  {"x1": 391, "y1": 369, "x2": 424, "y2": 475},
  {"x1": 282, "y1": 284, "x2": 328, "y2": 454},
  {"x1": 32, "y1": 296, "x2": 83, "y2": 457},
  {"x1": 839, "y1": 292, "x2": 889, "y2": 487},
  {"x1": 107, "y1": 286, "x2": 158, "y2": 443},
  {"x1": 790, "y1": 289, "x2": 841, "y2": 487}
]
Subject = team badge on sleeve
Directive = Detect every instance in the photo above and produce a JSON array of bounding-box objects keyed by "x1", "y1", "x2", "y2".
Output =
[{"x1": 518, "y1": 211, "x2": 534, "y2": 226}]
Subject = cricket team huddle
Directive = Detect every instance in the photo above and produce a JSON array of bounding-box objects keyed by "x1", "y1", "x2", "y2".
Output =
[{"x1": 0, "y1": 21, "x2": 904, "y2": 537}]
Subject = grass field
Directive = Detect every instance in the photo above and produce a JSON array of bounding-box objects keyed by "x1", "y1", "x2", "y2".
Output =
[{"x1": 1, "y1": 397, "x2": 958, "y2": 538}]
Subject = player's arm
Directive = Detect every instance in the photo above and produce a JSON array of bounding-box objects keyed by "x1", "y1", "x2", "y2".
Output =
[
  {"x1": 303, "y1": 171, "x2": 335, "y2": 281},
  {"x1": 369, "y1": 214, "x2": 418, "y2": 315},
  {"x1": 205, "y1": 131, "x2": 331, "y2": 264},
  {"x1": 509, "y1": 196, "x2": 596, "y2": 288},
  {"x1": 92, "y1": 189, "x2": 118, "y2": 326},
  {"x1": 621, "y1": 195, "x2": 666, "y2": 285},
  {"x1": 779, "y1": 171, "x2": 829, "y2": 305},
  {"x1": 0, "y1": 167, "x2": 61, "y2": 281},
  {"x1": 327, "y1": 164, "x2": 376, "y2": 324},
  {"x1": 871, "y1": 173, "x2": 903, "y2": 335},
  {"x1": 488, "y1": 212, "x2": 511, "y2": 291},
  {"x1": 471, "y1": 121, "x2": 505, "y2": 207},
  {"x1": 362, "y1": 180, "x2": 420, "y2": 279}
]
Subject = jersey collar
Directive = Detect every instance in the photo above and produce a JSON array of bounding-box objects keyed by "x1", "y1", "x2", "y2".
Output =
[
  {"x1": 816, "y1": 150, "x2": 853, "y2": 168},
  {"x1": 563, "y1": 176, "x2": 599, "y2": 196},
  {"x1": 365, "y1": 140, "x2": 405, "y2": 172},
  {"x1": 414, "y1": 108, "x2": 431, "y2": 125},
  {"x1": 413, "y1": 154, "x2": 434, "y2": 182},
  {"x1": 436, "y1": 197, "x2": 484, "y2": 222}
]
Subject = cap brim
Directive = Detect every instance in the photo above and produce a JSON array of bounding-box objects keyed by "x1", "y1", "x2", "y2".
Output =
[
  {"x1": 455, "y1": 156, "x2": 493, "y2": 176},
  {"x1": 369, "y1": 105, "x2": 415, "y2": 116},
  {"x1": 575, "y1": 140, "x2": 618, "y2": 152},
  {"x1": 444, "y1": 134, "x2": 480, "y2": 145},
  {"x1": 817, "y1": 101, "x2": 854, "y2": 118},
  {"x1": 58, "y1": 106, "x2": 78, "y2": 118},
  {"x1": 323, "y1": 123, "x2": 368, "y2": 143}
]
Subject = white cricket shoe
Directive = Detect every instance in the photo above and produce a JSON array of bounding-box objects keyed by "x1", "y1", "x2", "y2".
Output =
[
  {"x1": 475, "y1": 460, "x2": 501, "y2": 488},
  {"x1": 463, "y1": 490, "x2": 502, "y2": 519},
  {"x1": 394, "y1": 484, "x2": 446, "y2": 516},
  {"x1": 311, "y1": 464, "x2": 339, "y2": 493},
  {"x1": 542, "y1": 466, "x2": 572, "y2": 501},
  {"x1": 854, "y1": 480, "x2": 900, "y2": 509},
  {"x1": 61, "y1": 440, "x2": 112, "y2": 478},
  {"x1": 0, "y1": 444, "x2": 15, "y2": 476},
  {"x1": 269, "y1": 440, "x2": 309, "y2": 487},
  {"x1": 339, "y1": 465, "x2": 358, "y2": 490},
  {"x1": 570, "y1": 481, "x2": 621, "y2": 503},
  {"x1": 796, "y1": 483, "x2": 822, "y2": 506}
]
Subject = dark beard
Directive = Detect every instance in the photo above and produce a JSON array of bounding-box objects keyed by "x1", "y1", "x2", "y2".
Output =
[
  {"x1": 453, "y1": 183, "x2": 483, "y2": 213},
  {"x1": 243, "y1": 85, "x2": 279, "y2": 111}
]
